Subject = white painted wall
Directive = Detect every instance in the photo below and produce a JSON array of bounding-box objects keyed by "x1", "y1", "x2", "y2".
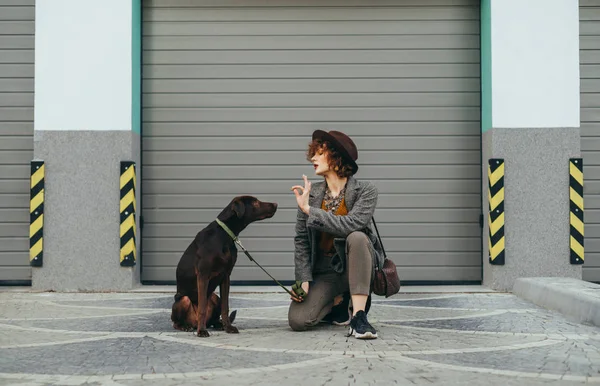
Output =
[
  {"x1": 34, "y1": 0, "x2": 132, "y2": 131},
  {"x1": 491, "y1": 0, "x2": 580, "y2": 128}
]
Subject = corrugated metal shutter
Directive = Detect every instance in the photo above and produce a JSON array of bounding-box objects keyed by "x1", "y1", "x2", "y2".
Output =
[
  {"x1": 141, "y1": 0, "x2": 482, "y2": 283},
  {"x1": 0, "y1": 1, "x2": 34, "y2": 283},
  {"x1": 581, "y1": 1, "x2": 600, "y2": 283}
]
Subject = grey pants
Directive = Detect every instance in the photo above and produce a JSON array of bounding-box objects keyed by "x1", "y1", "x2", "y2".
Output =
[{"x1": 288, "y1": 231, "x2": 373, "y2": 331}]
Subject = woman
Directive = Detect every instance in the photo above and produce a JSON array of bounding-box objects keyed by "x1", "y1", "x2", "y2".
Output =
[{"x1": 288, "y1": 129, "x2": 384, "y2": 339}]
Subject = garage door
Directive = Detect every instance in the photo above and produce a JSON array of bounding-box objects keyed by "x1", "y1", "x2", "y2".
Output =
[
  {"x1": 0, "y1": 1, "x2": 35, "y2": 283},
  {"x1": 141, "y1": 0, "x2": 482, "y2": 283},
  {"x1": 581, "y1": 2, "x2": 600, "y2": 283}
]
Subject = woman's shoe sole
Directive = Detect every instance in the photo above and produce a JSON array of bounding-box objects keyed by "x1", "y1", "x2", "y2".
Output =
[{"x1": 355, "y1": 331, "x2": 377, "y2": 339}]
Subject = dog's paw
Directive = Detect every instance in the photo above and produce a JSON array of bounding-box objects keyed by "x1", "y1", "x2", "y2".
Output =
[
  {"x1": 197, "y1": 329, "x2": 210, "y2": 338},
  {"x1": 225, "y1": 325, "x2": 239, "y2": 334}
]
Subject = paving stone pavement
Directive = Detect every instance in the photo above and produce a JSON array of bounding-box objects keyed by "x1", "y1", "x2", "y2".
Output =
[{"x1": 0, "y1": 289, "x2": 599, "y2": 385}]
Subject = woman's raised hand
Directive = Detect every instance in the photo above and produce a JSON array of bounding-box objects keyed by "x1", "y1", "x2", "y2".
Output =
[{"x1": 291, "y1": 175, "x2": 311, "y2": 214}]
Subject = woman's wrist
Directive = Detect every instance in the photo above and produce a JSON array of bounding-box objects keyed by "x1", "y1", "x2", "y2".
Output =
[{"x1": 302, "y1": 204, "x2": 310, "y2": 215}]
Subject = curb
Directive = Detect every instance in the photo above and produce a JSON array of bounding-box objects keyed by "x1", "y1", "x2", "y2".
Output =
[{"x1": 513, "y1": 277, "x2": 600, "y2": 327}]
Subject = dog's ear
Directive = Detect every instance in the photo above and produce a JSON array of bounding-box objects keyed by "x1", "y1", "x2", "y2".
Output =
[{"x1": 232, "y1": 199, "x2": 245, "y2": 218}]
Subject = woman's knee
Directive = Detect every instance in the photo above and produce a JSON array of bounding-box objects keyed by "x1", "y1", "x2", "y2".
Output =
[
  {"x1": 288, "y1": 315, "x2": 308, "y2": 331},
  {"x1": 288, "y1": 303, "x2": 310, "y2": 331},
  {"x1": 347, "y1": 231, "x2": 369, "y2": 247},
  {"x1": 288, "y1": 302, "x2": 326, "y2": 331}
]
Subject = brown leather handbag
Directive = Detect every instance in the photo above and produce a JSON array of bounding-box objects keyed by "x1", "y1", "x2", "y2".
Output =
[{"x1": 371, "y1": 217, "x2": 401, "y2": 297}]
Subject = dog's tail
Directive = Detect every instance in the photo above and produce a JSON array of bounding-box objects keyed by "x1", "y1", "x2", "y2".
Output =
[{"x1": 229, "y1": 310, "x2": 237, "y2": 324}]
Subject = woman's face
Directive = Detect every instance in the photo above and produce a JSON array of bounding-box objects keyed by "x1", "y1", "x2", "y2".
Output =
[{"x1": 311, "y1": 146, "x2": 331, "y2": 176}]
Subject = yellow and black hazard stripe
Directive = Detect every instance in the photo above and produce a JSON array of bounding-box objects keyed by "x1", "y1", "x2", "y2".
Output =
[
  {"x1": 30, "y1": 160, "x2": 44, "y2": 267},
  {"x1": 120, "y1": 161, "x2": 136, "y2": 266},
  {"x1": 488, "y1": 158, "x2": 505, "y2": 265},
  {"x1": 569, "y1": 158, "x2": 584, "y2": 265}
]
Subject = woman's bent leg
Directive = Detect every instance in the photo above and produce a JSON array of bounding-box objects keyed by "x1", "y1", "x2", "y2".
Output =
[{"x1": 288, "y1": 274, "x2": 339, "y2": 331}]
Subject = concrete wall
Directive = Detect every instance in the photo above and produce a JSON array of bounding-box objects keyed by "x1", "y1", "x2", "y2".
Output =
[
  {"x1": 482, "y1": 128, "x2": 582, "y2": 290},
  {"x1": 32, "y1": 0, "x2": 141, "y2": 291},
  {"x1": 481, "y1": 0, "x2": 582, "y2": 291}
]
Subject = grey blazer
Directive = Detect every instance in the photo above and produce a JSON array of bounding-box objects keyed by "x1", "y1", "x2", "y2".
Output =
[{"x1": 293, "y1": 175, "x2": 385, "y2": 283}]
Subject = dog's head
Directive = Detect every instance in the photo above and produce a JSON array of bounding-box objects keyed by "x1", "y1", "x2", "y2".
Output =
[{"x1": 220, "y1": 195, "x2": 278, "y2": 229}]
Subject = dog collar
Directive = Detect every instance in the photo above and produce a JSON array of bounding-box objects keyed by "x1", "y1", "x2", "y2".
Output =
[{"x1": 215, "y1": 218, "x2": 238, "y2": 242}]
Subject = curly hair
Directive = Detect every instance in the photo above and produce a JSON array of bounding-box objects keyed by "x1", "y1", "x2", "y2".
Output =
[{"x1": 306, "y1": 138, "x2": 356, "y2": 178}]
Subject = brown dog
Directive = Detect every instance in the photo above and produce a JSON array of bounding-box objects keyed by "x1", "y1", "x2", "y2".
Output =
[{"x1": 170, "y1": 195, "x2": 278, "y2": 337}]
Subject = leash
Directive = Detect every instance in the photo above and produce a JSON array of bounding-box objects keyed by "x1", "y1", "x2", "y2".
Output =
[{"x1": 216, "y1": 218, "x2": 299, "y2": 298}]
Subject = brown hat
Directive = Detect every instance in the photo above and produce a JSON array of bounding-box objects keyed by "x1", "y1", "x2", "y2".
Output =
[{"x1": 312, "y1": 130, "x2": 359, "y2": 173}]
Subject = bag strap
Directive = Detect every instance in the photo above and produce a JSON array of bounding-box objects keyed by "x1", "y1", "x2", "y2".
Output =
[{"x1": 372, "y1": 217, "x2": 387, "y2": 259}]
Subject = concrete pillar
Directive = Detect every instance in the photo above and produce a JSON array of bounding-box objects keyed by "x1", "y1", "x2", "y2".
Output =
[
  {"x1": 481, "y1": 0, "x2": 582, "y2": 291},
  {"x1": 32, "y1": 0, "x2": 142, "y2": 291}
]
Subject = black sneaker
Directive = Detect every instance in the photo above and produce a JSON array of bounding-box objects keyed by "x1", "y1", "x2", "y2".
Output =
[
  {"x1": 347, "y1": 310, "x2": 377, "y2": 339},
  {"x1": 321, "y1": 292, "x2": 351, "y2": 326}
]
